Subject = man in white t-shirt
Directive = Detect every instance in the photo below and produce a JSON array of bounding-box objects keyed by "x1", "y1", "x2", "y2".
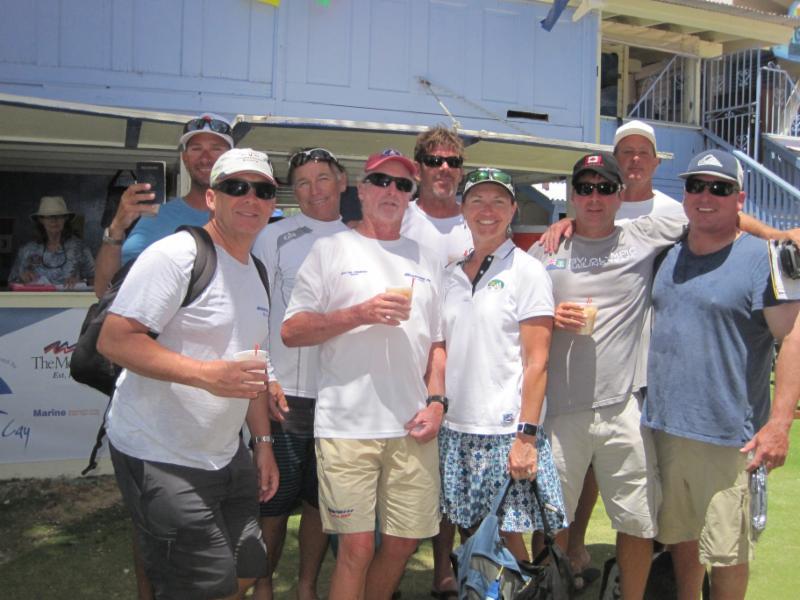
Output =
[
  {"x1": 401, "y1": 125, "x2": 474, "y2": 267},
  {"x1": 282, "y1": 149, "x2": 446, "y2": 600},
  {"x1": 251, "y1": 148, "x2": 348, "y2": 600},
  {"x1": 99, "y1": 149, "x2": 279, "y2": 600}
]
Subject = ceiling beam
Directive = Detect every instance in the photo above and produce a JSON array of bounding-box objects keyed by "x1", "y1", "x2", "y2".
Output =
[{"x1": 602, "y1": 21, "x2": 723, "y2": 58}]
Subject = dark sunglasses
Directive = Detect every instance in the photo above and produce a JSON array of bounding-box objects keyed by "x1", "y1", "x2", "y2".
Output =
[
  {"x1": 465, "y1": 168, "x2": 513, "y2": 186},
  {"x1": 684, "y1": 178, "x2": 738, "y2": 197},
  {"x1": 214, "y1": 179, "x2": 276, "y2": 200},
  {"x1": 421, "y1": 154, "x2": 464, "y2": 169},
  {"x1": 574, "y1": 181, "x2": 619, "y2": 196},
  {"x1": 363, "y1": 172, "x2": 415, "y2": 193},
  {"x1": 183, "y1": 117, "x2": 232, "y2": 136},
  {"x1": 289, "y1": 147, "x2": 340, "y2": 168}
]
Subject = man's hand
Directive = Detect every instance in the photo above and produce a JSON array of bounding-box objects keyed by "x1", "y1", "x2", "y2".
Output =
[
  {"x1": 196, "y1": 359, "x2": 268, "y2": 399},
  {"x1": 267, "y1": 380, "x2": 289, "y2": 422},
  {"x1": 355, "y1": 292, "x2": 411, "y2": 327},
  {"x1": 508, "y1": 437, "x2": 538, "y2": 481},
  {"x1": 107, "y1": 183, "x2": 159, "y2": 237},
  {"x1": 780, "y1": 227, "x2": 800, "y2": 247},
  {"x1": 536, "y1": 218, "x2": 574, "y2": 254},
  {"x1": 19, "y1": 271, "x2": 37, "y2": 283},
  {"x1": 63, "y1": 275, "x2": 80, "y2": 289},
  {"x1": 554, "y1": 302, "x2": 588, "y2": 332},
  {"x1": 253, "y1": 443, "x2": 279, "y2": 502},
  {"x1": 405, "y1": 402, "x2": 444, "y2": 443},
  {"x1": 741, "y1": 419, "x2": 792, "y2": 472}
]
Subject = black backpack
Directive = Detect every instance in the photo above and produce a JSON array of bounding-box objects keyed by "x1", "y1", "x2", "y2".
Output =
[{"x1": 72, "y1": 225, "x2": 270, "y2": 474}]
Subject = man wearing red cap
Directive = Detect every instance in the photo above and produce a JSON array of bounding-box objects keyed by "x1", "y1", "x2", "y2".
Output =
[{"x1": 282, "y1": 149, "x2": 446, "y2": 599}]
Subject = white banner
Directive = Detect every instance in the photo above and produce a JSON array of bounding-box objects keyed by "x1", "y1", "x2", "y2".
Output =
[{"x1": 0, "y1": 307, "x2": 108, "y2": 464}]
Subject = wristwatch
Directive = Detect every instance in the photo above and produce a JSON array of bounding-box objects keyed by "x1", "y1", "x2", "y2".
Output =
[
  {"x1": 253, "y1": 434, "x2": 274, "y2": 444},
  {"x1": 517, "y1": 422, "x2": 539, "y2": 436},
  {"x1": 426, "y1": 395, "x2": 448, "y2": 413},
  {"x1": 102, "y1": 227, "x2": 124, "y2": 246}
]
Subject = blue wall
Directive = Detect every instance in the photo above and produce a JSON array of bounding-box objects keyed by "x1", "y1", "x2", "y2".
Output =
[{"x1": 0, "y1": 0, "x2": 599, "y2": 142}]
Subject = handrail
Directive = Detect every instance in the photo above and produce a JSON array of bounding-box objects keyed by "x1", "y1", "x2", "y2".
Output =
[{"x1": 628, "y1": 56, "x2": 679, "y2": 120}]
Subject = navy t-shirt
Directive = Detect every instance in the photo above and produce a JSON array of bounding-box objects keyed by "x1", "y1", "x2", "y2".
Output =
[{"x1": 643, "y1": 233, "x2": 781, "y2": 447}]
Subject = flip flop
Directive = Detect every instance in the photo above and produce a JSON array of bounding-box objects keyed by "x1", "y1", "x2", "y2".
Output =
[
  {"x1": 573, "y1": 566, "x2": 601, "y2": 592},
  {"x1": 430, "y1": 590, "x2": 459, "y2": 599}
]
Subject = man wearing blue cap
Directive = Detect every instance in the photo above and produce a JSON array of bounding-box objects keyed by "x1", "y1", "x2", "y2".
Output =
[{"x1": 643, "y1": 149, "x2": 800, "y2": 599}]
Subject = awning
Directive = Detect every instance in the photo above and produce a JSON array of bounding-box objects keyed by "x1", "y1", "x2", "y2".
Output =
[{"x1": 0, "y1": 92, "x2": 672, "y2": 185}]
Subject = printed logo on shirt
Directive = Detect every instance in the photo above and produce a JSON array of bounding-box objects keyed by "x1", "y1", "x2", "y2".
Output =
[
  {"x1": 256, "y1": 305, "x2": 269, "y2": 317},
  {"x1": 341, "y1": 270, "x2": 368, "y2": 277},
  {"x1": 502, "y1": 412, "x2": 515, "y2": 425},
  {"x1": 487, "y1": 278, "x2": 505, "y2": 290},
  {"x1": 406, "y1": 272, "x2": 432, "y2": 284},
  {"x1": 277, "y1": 226, "x2": 313, "y2": 250},
  {"x1": 544, "y1": 258, "x2": 568, "y2": 270},
  {"x1": 569, "y1": 246, "x2": 637, "y2": 271}
]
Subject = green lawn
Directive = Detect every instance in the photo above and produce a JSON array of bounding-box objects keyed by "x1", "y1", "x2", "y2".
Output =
[{"x1": 1, "y1": 427, "x2": 798, "y2": 599}]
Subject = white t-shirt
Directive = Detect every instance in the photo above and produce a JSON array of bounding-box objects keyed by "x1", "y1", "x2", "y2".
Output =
[
  {"x1": 442, "y1": 240, "x2": 554, "y2": 434},
  {"x1": 252, "y1": 213, "x2": 347, "y2": 398},
  {"x1": 401, "y1": 200, "x2": 474, "y2": 266},
  {"x1": 615, "y1": 190, "x2": 683, "y2": 223},
  {"x1": 106, "y1": 231, "x2": 271, "y2": 470},
  {"x1": 284, "y1": 229, "x2": 443, "y2": 438}
]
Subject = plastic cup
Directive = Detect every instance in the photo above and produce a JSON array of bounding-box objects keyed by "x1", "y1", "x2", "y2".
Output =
[
  {"x1": 576, "y1": 304, "x2": 598, "y2": 335},
  {"x1": 233, "y1": 350, "x2": 268, "y2": 385},
  {"x1": 386, "y1": 286, "x2": 413, "y2": 320}
]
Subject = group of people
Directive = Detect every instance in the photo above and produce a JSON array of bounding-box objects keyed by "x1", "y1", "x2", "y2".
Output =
[{"x1": 89, "y1": 112, "x2": 799, "y2": 600}]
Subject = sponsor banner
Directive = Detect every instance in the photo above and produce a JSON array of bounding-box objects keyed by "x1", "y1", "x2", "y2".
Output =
[{"x1": 0, "y1": 308, "x2": 108, "y2": 464}]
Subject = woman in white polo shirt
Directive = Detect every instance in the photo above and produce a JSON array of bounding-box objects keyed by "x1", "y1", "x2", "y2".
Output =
[{"x1": 439, "y1": 168, "x2": 567, "y2": 560}]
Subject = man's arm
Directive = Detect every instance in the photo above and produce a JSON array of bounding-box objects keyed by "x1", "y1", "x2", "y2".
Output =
[
  {"x1": 93, "y1": 183, "x2": 158, "y2": 297},
  {"x1": 738, "y1": 213, "x2": 800, "y2": 245},
  {"x1": 98, "y1": 313, "x2": 268, "y2": 399},
  {"x1": 246, "y1": 392, "x2": 279, "y2": 502},
  {"x1": 406, "y1": 341, "x2": 446, "y2": 442},
  {"x1": 281, "y1": 292, "x2": 411, "y2": 347},
  {"x1": 536, "y1": 217, "x2": 575, "y2": 254},
  {"x1": 742, "y1": 302, "x2": 800, "y2": 470}
]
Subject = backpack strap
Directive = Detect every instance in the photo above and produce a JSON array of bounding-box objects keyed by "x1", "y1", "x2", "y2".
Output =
[{"x1": 176, "y1": 225, "x2": 217, "y2": 306}]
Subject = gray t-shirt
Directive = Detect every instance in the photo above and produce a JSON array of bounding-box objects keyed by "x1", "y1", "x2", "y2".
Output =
[{"x1": 529, "y1": 216, "x2": 685, "y2": 416}]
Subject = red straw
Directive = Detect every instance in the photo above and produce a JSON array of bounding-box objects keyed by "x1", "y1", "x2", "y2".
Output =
[
  {"x1": 254, "y1": 343, "x2": 259, "y2": 354},
  {"x1": 411, "y1": 277, "x2": 416, "y2": 289}
]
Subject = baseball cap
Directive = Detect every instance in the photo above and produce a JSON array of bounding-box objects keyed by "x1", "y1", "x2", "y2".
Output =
[
  {"x1": 179, "y1": 113, "x2": 234, "y2": 149},
  {"x1": 613, "y1": 120, "x2": 657, "y2": 153},
  {"x1": 209, "y1": 148, "x2": 275, "y2": 187},
  {"x1": 572, "y1": 152, "x2": 623, "y2": 186},
  {"x1": 462, "y1": 168, "x2": 515, "y2": 201},
  {"x1": 679, "y1": 149, "x2": 743, "y2": 187},
  {"x1": 364, "y1": 148, "x2": 419, "y2": 179}
]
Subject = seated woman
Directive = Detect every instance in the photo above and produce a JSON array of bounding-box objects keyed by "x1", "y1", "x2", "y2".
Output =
[
  {"x1": 439, "y1": 168, "x2": 567, "y2": 561},
  {"x1": 10, "y1": 196, "x2": 94, "y2": 288}
]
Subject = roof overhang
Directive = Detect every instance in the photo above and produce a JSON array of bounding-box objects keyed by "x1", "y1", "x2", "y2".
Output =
[{"x1": 0, "y1": 93, "x2": 662, "y2": 185}]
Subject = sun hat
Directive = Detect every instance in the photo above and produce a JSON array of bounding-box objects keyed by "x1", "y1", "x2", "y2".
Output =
[{"x1": 30, "y1": 196, "x2": 74, "y2": 222}]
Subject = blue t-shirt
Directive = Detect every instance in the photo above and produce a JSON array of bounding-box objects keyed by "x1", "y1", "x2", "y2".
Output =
[
  {"x1": 643, "y1": 233, "x2": 780, "y2": 447},
  {"x1": 121, "y1": 197, "x2": 210, "y2": 263}
]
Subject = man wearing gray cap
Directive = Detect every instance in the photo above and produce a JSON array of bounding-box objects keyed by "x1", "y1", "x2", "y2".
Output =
[
  {"x1": 98, "y1": 148, "x2": 279, "y2": 599},
  {"x1": 644, "y1": 149, "x2": 800, "y2": 599},
  {"x1": 94, "y1": 113, "x2": 234, "y2": 296}
]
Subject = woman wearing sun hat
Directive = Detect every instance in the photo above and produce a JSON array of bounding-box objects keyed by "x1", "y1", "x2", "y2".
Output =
[{"x1": 10, "y1": 195, "x2": 94, "y2": 288}]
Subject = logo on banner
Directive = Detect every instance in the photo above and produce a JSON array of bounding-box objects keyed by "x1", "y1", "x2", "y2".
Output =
[{"x1": 31, "y1": 340, "x2": 76, "y2": 380}]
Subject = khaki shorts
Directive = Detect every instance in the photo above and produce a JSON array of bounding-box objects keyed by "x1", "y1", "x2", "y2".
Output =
[
  {"x1": 549, "y1": 393, "x2": 660, "y2": 538},
  {"x1": 654, "y1": 431, "x2": 753, "y2": 566},
  {"x1": 315, "y1": 436, "x2": 441, "y2": 539}
]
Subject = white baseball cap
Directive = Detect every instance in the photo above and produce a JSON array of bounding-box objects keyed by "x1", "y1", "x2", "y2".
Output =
[
  {"x1": 613, "y1": 120, "x2": 657, "y2": 153},
  {"x1": 210, "y1": 148, "x2": 275, "y2": 187}
]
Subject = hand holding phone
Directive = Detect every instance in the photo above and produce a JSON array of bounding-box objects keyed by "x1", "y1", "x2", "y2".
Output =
[{"x1": 135, "y1": 161, "x2": 166, "y2": 207}]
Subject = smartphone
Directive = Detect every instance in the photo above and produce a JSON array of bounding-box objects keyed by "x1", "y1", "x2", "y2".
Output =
[{"x1": 135, "y1": 161, "x2": 166, "y2": 206}]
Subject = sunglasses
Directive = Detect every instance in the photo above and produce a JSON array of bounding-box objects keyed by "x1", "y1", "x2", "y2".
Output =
[
  {"x1": 573, "y1": 181, "x2": 620, "y2": 196},
  {"x1": 289, "y1": 147, "x2": 340, "y2": 168},
  {"x1": 421, "y1": 154, "x2": 464, "y2": 169},
  {"x1": 684, "y1": 178, "x2": 738, "y2": 197},
  {"x1": 465, "y1": 168, "x2": 513, "y2": 186},
  {"x1": 183, "y1": 117, "x2": 232, "y2": 136},
  {"x1": 214, "y1": 179, "x2": 276, "y2": 201},
  {"x1": 363, "y1": 172, "x2": 415, "y2": 193}
]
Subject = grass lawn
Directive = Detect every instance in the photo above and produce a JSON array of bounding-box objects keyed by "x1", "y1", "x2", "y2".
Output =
[{"x1": 1, "y1": 427, "x2": 798, "y2": 599}]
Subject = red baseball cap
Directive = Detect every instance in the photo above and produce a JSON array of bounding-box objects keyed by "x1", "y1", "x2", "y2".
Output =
[{"x1": 364, "y1": 148, "x2": 419, "y2": 179}]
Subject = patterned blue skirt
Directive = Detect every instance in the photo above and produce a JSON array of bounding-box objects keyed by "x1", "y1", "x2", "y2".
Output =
[{"x1": 439, "y1": 426, "x2": 568, "y2": 533}]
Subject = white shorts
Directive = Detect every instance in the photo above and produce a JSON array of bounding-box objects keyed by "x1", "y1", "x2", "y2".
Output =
[{"x1": 549, "y1": 393, "x2": 660, "y2": 538}]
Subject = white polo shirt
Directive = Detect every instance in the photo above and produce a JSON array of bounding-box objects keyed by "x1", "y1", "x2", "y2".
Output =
[
  {"x1": 442, "y1": 239, "x2": 554, "y2": 435},
  {"x1": 401, "y1": 200, "x2": 474, "y2": 266},
  {"x1": 284, "y1": 229, "x2": 444, "y2": 438},
  {"x1": 252, "y1": 212, "x2": 348, "y2": 398}
]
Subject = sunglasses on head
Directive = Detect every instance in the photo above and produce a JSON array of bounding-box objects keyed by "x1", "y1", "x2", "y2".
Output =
[
  {"x1": 363, "y1": 172, "x2": 415, "y2": 193},
  {"x1": 465, "y1": 168, "x2": 513, "y2": 186},
  {"x1": 684, "y1": 178, "x2": 738, "y2": 197},
  {"x1": 289, "y1": 147, "x2": 340, "y2": 168},
  {"x1": 183, "y1": 117, "x2": 232, "y2": 136},
  {"x1": 421, "y1": 154, "x2": 464, "y2": 169},
  {"x1": 574, "y1": 181, "x2": 620, "y2": 196},
  {"x1": 214, "y1": 179, "x2": 276, "y2": 201}
]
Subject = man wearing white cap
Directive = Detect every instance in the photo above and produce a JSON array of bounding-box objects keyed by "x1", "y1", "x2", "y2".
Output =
[
  {"x1": 282, "y1": 149, "x2": 446, "y2": 599},
  {"x1": 98, "y1": 148, "x2": 279, "y2": 599},
  {"x1": 644, "y1": 149, "x2": 800, "y2": 598},
  {"x1": 94, "y1": 113, "x2": 234, "y2": 296}
]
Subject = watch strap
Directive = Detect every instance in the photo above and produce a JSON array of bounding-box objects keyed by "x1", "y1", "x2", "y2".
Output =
[
  {"x1": 102, "y1": 227, "x2": 124, "y2": 246},
  {"x1": 517, "y1": 422, "x2": 539, "y2": 436},
  {"x1": 426, "y1": 394, "x2": 448, "y2": 413},
  {"x1": 253, "y1": 434, "x2": 273, "y2": 444}
]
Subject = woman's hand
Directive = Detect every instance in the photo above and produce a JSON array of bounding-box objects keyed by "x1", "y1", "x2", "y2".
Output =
[{"x1": 508, "y1": 436, "x2": 538, "y2": 481}]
